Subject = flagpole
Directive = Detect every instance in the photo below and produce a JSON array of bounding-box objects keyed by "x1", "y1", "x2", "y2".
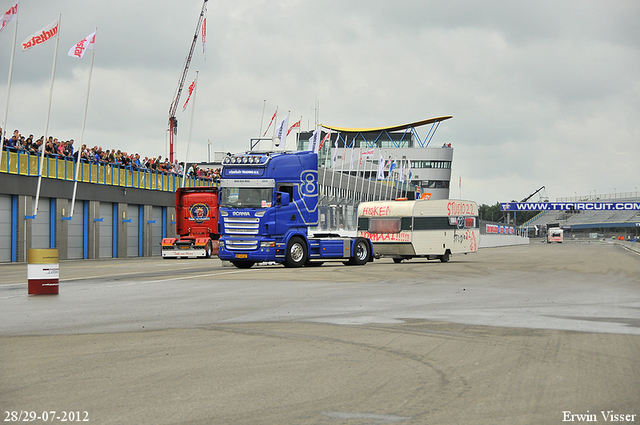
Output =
[
  {"x1": 182, "y1": 71, "x2": 198, "y2": 187},
  {"x1": 330, "y1": 133, "x2": 339, "y2": 199},
  {"x1": 354, "y1": 145, "x2": 362, "y2": 203},
  {"x1": 258, "y1": 99, "x2": 265, "y2": 138},
  {"x1": 296, "y1": 115, "x2": 302, "y2": 151},
  {"x1": 321, "y1": 131, "x2": 329, "y2": 199},
  {"x1": 270, "y1": 107, "x2": 278, "y2": 150},
  {"x1": 337, "y1": 135, "x2": 346, "y2": 198},
  {"x1": 32, "y1": 14, "x2": 61, "y2": 218},
  {"x1": 1, "y1": 8, "x2": 18, "y2": 172},
  {"x1": 362, "y1": 157, "x2": 370, "y2": 202},
  {"x1": 69, "y1": 28, "x2": 97, "y2": 219},
  {"x1": 379, "y1": 152, "x2": 387, "y2": 201},
  {"x1": 366, "y1": 152, "x2": 374, "y2": 201}
]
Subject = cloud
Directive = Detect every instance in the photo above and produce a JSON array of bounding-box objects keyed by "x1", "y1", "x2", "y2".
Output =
[{"x1": 1, "y1": 0, "x2": 638, "y2": 205}]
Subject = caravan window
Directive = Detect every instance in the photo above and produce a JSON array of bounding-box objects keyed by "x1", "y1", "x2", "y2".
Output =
[{"x1": 369, "y1": 218, "x2": 402, "y2": 234}]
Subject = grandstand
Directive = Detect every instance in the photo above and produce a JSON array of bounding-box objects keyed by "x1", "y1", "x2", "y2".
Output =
[{"x1": 521, "y1": 194, "x2": 640, "y2": 240}]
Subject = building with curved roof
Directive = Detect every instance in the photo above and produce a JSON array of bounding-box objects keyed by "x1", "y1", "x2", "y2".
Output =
[{"x1": 298, "y1": 116, "x2": 455, "y2": 200}]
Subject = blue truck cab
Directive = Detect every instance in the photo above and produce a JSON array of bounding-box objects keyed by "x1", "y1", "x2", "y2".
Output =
[{"x1": 218, "y1": 150, "x2": 373, "y2": 268}]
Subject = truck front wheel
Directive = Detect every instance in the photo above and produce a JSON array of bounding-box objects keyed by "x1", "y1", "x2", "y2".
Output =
[{"x1": 284, "y1": 237, "x2": 307, "y2": 268}]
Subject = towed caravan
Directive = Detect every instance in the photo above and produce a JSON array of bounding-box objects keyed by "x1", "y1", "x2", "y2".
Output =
[{"x1": 357, "y1": 199, "x2": 479, "y2": 263}]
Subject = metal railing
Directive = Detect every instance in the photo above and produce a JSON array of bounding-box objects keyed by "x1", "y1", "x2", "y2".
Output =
[{"x1": 0, "y1": 149, "x2": 218, "y2": 191}]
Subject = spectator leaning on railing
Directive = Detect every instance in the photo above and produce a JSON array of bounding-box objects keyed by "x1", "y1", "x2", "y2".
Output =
[{"x1": 3, "y1": 128, "x2": 220, "y2": 181}]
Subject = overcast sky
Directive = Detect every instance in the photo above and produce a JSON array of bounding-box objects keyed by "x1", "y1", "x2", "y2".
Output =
[{"x1": 1, "y1": 0, "x2": 638, "y2": 205}]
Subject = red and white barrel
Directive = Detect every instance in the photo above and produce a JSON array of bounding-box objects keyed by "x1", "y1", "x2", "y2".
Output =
[{"x1": 27, "y1": 249, "x2": 59, "y2": 295}]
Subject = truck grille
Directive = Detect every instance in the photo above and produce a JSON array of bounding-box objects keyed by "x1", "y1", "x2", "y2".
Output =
[
  {"x1": 224, "y1": 217, "x2": 260, "y2": 235},
  {"x1": 224, "y1": 238, "x2": 258, "y2": 250}
]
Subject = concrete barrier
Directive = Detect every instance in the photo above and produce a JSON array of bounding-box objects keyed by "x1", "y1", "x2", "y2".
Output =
[{"x1": 479, "y1": 234, "x2": 530, "y2": 248}]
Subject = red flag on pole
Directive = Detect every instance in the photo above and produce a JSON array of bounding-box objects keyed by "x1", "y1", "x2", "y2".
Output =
[
  {"x1": 286, "y1": 119, "x2": 300, "y2": 136},
  {"x1": 263, "y1": 109, "x2": 277, "y2": 136},
  {"x1": 182, "y1": 78, "x2": 196, "y2": 111},
  {"x1": 318, "y1": 132, "x2": 330, "y2": 151},
  {"x1": 202, "y1": 17, "x2": 207, "y2": 54},
  {"x1": 0, "y1": 2, "x2": 18, "y2": 34}
]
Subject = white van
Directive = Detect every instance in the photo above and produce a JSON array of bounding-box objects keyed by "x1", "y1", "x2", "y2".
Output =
[
  {"x1": 547, "y1": 227, "x2": 563, "y2": 243},
  {"x1": 357, "y1": 199, "x2": 479, "y2": 262}
]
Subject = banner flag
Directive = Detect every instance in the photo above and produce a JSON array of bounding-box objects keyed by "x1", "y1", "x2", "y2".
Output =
[
  {"x1": 263, "y1": 109, "x2": 277, "y2": 136},
  {"x1": 332, "y1": 135, "x2": 339, "y2": 165},
  {"x1": 349, "y1": 148, "x2": 355, "y2": 171},
  {"x1": 182, "y1": 78, "x2": 196, "y2": 111},
  {"x1": 68, "y1": 31, "x2": 95, "y2": 58},
  {"x1": 0, "y1": 2, "x2": 18, "y2": 35},
  {"x1": 287, "y1": 119, "x2": 300, "y2": 136},
  {"x1": 389, "y1": 159, "x2": 396, "y2": 176},
  {"x1": 22, "y1": 18, "x2": 59, "y2": 51},
  {"x1": 377, "y1": 154, "x2": 385, "y2": 180},
  {"x1": 202, "y1": 17, "x2": 207, "y2": 54},
  {"x1": 318, "y1": 132, "x2": 330, "y2": 151},
  {"x1": 308, "y1": 128, "x2": 320, "y2": 153},
  {"x1": 274, "y1": 115, "x2": 288, "y2": 147},
  {"x1": 399, "y1": 160, "x2": 405, "y2": 183}
]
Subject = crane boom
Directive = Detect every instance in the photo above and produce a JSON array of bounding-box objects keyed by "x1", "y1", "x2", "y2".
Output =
[
  {"x1": 521, "y1": 186, "x2": 545, "y2": 202},
  {"x1": 168, "y1": 0, "x2": 208, "y2": 163}
]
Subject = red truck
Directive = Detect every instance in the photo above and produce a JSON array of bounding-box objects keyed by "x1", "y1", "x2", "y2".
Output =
[{"x1": 161, "y1": 187, "x2": 219, "y2": 258}]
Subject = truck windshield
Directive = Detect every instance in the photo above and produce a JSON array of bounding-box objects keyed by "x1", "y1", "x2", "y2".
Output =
[{"x1": 220, "y1": 187, "x2": 273, "y2": 209}]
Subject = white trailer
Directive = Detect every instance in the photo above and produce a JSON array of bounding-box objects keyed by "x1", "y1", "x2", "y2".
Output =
[
  {"x1": 357, "y1": 199, "x2": 479, "y2": 263},
  {"x1": 547, "y1": 228, "x2": 563, "y2": 243}
]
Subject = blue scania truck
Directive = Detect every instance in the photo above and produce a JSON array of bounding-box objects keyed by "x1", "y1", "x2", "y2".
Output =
[{"x1": 217, "y1": 150, "x2": 373, "y2": 268}]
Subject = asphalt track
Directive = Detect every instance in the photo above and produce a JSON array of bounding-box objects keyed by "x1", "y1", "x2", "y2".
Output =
[{"x1": 0, "y1": 242, "x2": 639, "y2": 424}]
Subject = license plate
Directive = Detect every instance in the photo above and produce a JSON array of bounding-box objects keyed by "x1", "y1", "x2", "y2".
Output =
[{"x1": 235, "y1": 254, "x2": 248, "y2": 259}]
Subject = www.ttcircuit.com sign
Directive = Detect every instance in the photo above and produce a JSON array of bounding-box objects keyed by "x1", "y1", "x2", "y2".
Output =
[{"x1": 500, "y1": 202, "x2": 640, "y2": 212}]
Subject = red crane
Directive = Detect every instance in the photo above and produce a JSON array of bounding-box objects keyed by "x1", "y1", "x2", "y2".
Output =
[{"x1": 168, "y1": 0, "x2": 208, "y2": 163}]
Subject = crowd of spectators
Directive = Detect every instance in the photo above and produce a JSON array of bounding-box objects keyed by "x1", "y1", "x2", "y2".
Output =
[{"x1": 1, "y1": 128, "x2": 221, "y2": 182}]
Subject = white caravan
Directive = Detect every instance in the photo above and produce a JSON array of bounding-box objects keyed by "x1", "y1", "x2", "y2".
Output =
[{"x1": 357, "y1": 199, "x2": 479, "y2": 262}]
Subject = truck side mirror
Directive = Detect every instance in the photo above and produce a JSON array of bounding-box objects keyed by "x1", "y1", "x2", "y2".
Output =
[{"x1": 276, "y1": 191, "x2": 290, "y2": 207}]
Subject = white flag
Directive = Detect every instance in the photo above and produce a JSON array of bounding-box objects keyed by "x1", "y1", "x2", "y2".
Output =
[
  {"x1": 68, "y1": 31, "x2": 95, "y2": 59},
  {"x1": 22, "y1": 19, "x2": 59, "y2": 51},
  {"x1": 274, "y1": 115, "x2": 288, "y2": 148},
  {"x1": 332, "y1": 135, "x2": 339, "y2": 165},
  {"x1": 308, "y1": 128, "x2": 320, "y2": 153},
  {"x1": 377, "y1": 154, "x2": 385, "y2": 180},
  {"x1": 399, "y1": 160, "x2": 405, "y2": 183},
  {"x1": 0, "y1": 2, "x2": 18, "y2": 35},
  {"x1": 349, "y1": 147, "x2": 355, "y2": 171}
]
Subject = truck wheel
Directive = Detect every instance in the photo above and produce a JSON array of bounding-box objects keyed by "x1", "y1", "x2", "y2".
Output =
[
  {"x1": 393, "y1": 258, "x2": 403, "y2": 263},
  {"x1": 284, "y1": 236, "x2": 307, "y2": 268},
  {"x1": 351, "y1": 238, "x2": 370, "y2": 266},
  {"x1": 231, "y1": 261, "x2": 255, "y2": 269}
]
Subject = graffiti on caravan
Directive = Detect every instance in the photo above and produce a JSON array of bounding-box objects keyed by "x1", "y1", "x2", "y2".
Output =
[{"x1": 359, "y1": 231, "x2": 410, "y2": 242}]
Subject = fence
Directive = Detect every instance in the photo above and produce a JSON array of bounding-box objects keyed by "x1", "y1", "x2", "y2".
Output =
[{"x1": 0, "y1": 149, "x2": 217, "y2": 192}]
